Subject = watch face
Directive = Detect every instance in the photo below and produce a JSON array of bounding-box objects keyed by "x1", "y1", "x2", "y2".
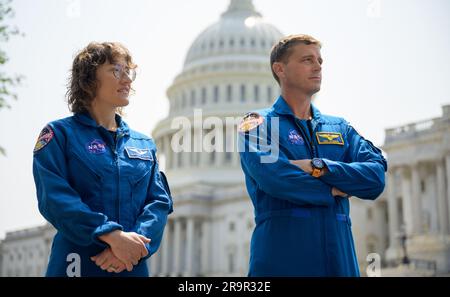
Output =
[{"x1": 312, "y1": 158, "x2": 324, "y2": 169}]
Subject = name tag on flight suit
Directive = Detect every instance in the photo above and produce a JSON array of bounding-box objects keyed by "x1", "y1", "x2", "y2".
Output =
[{"x1": 125, "y1": 147, "x2": 153, "y2": 161}]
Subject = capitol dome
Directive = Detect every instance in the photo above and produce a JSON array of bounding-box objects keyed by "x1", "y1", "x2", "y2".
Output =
[
  {"x1": 184, "y1": 0, "x2": 283, "y2": 69},
  {"x1": 152, "y1": 0, "x2": 283, "y2": 189}
]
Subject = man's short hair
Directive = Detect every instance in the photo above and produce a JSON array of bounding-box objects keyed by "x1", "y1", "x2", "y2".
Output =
[{"x1": 270, "y1": 34, "x2": 322, "y2": 84}]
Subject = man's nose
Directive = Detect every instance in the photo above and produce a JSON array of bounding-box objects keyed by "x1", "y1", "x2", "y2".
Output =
[{"x1": 313, "y1": 61, "x2": 322, "y2": 72}]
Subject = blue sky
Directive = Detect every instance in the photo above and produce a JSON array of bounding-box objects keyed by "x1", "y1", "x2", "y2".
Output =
[{"x1": 0, "y1": 0, "x2": 449, "y2": 238}]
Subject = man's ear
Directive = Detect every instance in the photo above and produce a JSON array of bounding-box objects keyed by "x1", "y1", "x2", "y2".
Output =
[{"x1": 272, "y1": 62, "x2": 284, "y2": 81}]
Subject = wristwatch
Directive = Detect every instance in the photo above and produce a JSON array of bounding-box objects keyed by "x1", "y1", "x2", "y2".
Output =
[{"x1": 311, "y1": 158, "x2": 324, "y2": 177}]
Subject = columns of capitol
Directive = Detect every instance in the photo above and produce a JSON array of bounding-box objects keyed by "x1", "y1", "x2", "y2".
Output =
[
  {"x1": 400, "y1": 167, "x2": 414, "y2": 236},
  {"x1": 446, "y1": 155, "x2": 450, "y2": 234},
  {"x1": 410, "y1": 163, "x2": 422, "y2": 235},
  {"x1": 435, "y1": 157, "x2": 450, "y2": 235},
  {"x1": 200, "y1": 219, "x2": 211, "y2": 275},
  {"x1": 171, "y1": 218, "x2": 182, "y2": 276},
  {"x1": 184, "y1": 217, "x2": 195, "y2": 276},
  {"x1": 161, "y1": 219, "x2": 171, "y2": 276},
  {"x1": 387, "y1": 168, "x2": 400, "y2": 257}
]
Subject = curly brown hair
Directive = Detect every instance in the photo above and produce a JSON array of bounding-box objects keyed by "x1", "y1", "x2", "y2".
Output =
[
  {"x1": 270, "y1": 34, "x2": 322, "y2": 84},
  {"x1": 66, "y1": 42, "x2": 137, "y2": 114}
]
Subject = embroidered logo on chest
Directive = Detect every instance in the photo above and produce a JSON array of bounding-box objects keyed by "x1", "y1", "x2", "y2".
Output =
[
  {"x1": 86, "y1": 139, "x2": 107, "y2": 154},
  {"x1": 288, "y1": 129, "x2": 304, "y2": 145}
]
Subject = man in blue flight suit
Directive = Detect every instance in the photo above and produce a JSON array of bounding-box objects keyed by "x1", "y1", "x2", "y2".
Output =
[{"x1": 239, "y1": 34, "x2": 387, "y2": 276}]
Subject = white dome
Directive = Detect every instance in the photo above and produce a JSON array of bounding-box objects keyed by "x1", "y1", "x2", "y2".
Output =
[
  {"x1": 184, "y1": 0, "x2": 283, "y2": 69},
  {"x1": 153, "y1": 0, "x2": 283, "y2": 186}
]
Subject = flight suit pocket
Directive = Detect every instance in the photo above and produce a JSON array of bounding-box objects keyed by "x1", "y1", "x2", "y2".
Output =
[
  {"x1": 334, "y1": 213, "x2": 359, "y2": 275},
  {"x1": 129, "y1": 165, "x2": 152, "y2": 216},
  {"x1": 68, "y1": 149, "x2": 104, "y2": 211},
  {"x1": 123, "y1": 145, "x2": 154, "y2": 220},
  {"x1": 317, "y1": 144, "x2": 346, "y2": 161}
]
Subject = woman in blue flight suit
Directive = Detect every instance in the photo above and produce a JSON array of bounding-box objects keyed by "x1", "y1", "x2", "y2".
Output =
[{"x1": 32, "y1": 42, "x2": 173, "y2": 277}]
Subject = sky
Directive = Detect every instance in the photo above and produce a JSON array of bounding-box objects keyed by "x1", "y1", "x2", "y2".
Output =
[{"x1": 0, "y1": 0, "x2": 449, "y2": 239}]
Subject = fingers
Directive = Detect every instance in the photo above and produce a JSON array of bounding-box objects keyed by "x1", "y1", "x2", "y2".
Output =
[
  {"x1": 111, "y1": 265, "x2": 126, "y2": 274},
  {"x1": 106, "y1": 232, "x2": 151, "y2": 271},
  {"x1": 93, "y1": 247, "x2": 137, "y2": 273},
  {"x1": 100, "y1": 258, "x2": 115, "y2": 270},
  {"x1": 125, "y1": 261, "x2": 133, "y2": 272},
  {"x1": 108, "y1": 264, "x2": 126, "y2": 274},
  {"x1": 112, "y1": 252, "x2": 134, "y2": 272},
  {"x1": 337, "y1": 189, "x2": 348, "y2": 197},
  {"x1": 91, "y1": 249, "x2": 110, "y2": 267},
  {"x1": 137, "y1": 235, "x2": 150, "y2": 257},
  {"x1": 105, "y1": 259, "x2": 126, "y2": 273},
  {"x1": 138, "y1": 234, "x2": 151, "y2": 244},
  {"x1": 334, "y1": 188, "x2": 348, "y2": 198}
]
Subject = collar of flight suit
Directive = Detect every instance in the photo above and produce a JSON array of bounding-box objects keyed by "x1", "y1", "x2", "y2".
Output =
[
  {"x1": 74, "y1": 111, "x2": 130, "y2": 136},
  {"x1": 272, "y1": 95, "x2": 323, "y2": 132}
]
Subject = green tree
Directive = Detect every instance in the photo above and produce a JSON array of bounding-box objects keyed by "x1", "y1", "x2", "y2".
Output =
[{"x1": 0, "y1": 0, "x2": 23, "y2": 155}]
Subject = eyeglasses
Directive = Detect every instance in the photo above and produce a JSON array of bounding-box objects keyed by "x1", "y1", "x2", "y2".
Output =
[{"x1": 112, "y1": 64, "x2": 136, "y2": 82}]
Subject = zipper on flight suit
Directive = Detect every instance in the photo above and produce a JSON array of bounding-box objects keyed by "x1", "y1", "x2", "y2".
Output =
[
  {"x1": 113, "y1": 132, "x2": 123, "y2": 223},
  {"x1": 294, "y1": 119, "x2": 316, "y2": 158},
  {"x1": 296, "y1": 117, "x2": 330, "y2": 274}
]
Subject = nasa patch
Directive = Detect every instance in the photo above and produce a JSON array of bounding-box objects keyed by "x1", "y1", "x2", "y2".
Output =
[
  {"x1": 33, "y1": 126, "x2": 54, "y2": 153},
  {"x1": 288, "y1": 129, "x2": 304, "y2": 145},
  {"x1": 86, "y1": 139, "x2": 107, "y2": 154}
]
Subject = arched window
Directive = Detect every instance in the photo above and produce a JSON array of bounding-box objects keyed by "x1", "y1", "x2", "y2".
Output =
[
  {"x1": 226, "y1": 85, "x2": 232, "y2": 102},
  {"x1": 254, "y1": 85, "x2": 259, "y2": 102},
  {"x1": 261, "y1": 39, "x2": 266, "y2": 48},
  {"x1": 267, "y1": 86, "x2": 273, "y2": 103},
  {"x1": 229, "y1": 222, "x2": 235, "y2": 231},
  {"x1": 213, "y1": 86, "x2": 219, "y2": 102},
  {"x1": 201, "y1": 87, "x2": 207, "y2": 105},
  {"x1": 191, "y1": 89, "x2": 196, "y2": 107},
  {"x1": 240, "y1": 84, "x2": 246, "y2": 102}
]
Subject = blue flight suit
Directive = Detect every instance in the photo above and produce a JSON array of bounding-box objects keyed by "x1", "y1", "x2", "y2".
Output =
[
  {"x1": 32, "y1": 112, "x2": 173, "y2": 277},
  {"x1": 239, "y1": 96, "x2": 387, "y2": 277}
]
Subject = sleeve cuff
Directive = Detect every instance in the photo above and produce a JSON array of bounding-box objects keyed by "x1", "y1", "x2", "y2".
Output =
[
  {"x1": 91, "y1": 221, "x2": 123, "y2": 247},
  {"x1": 141, "y1": 242, "x2": 153, "y2": 261},
  {"x1": 322, "y1": 158, "x2": 338, "y2": 176},
  {"x1": 324, "y1": 184, "x2": 336, "y2": 203}
]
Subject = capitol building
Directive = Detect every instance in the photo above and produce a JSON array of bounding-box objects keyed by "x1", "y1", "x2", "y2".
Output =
[{"x1": 1, "y1": 0, "x2": 449, "y2": 277}]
